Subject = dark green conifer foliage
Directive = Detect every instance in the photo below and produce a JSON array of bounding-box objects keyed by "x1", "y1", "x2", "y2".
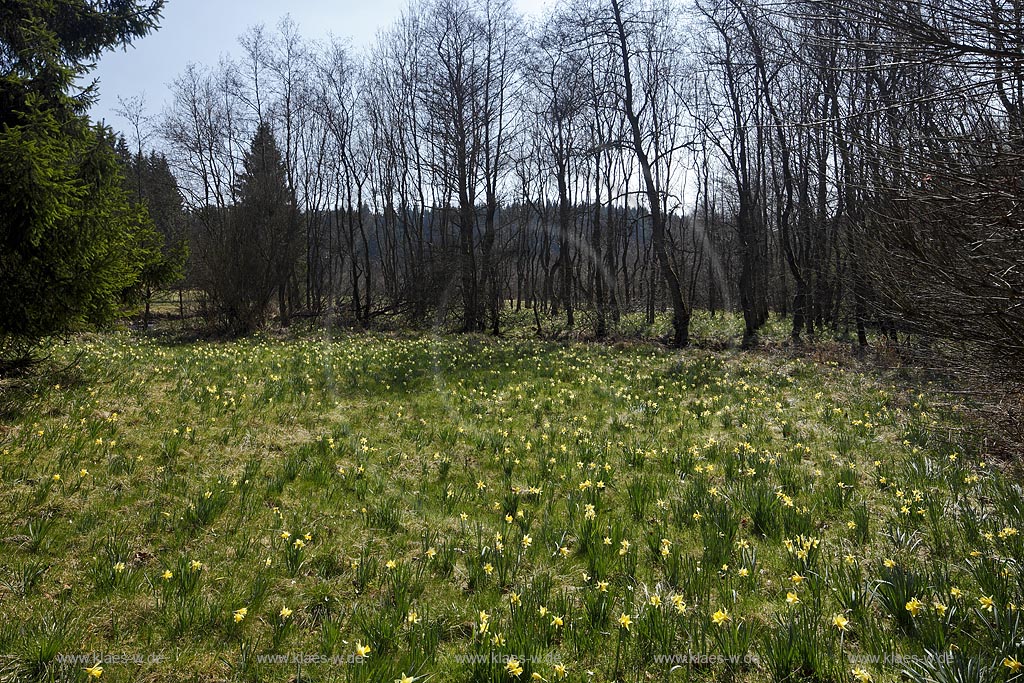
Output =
[
  {"x1": 0, "y1": 1, "x2": 165, "y2": 368},
  {"x1": 198, "y1": 122, "x2": 295, "y2": 333}
]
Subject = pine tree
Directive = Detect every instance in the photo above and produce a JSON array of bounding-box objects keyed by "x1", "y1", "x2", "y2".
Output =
[
  {"x1": 0, "y1": 1, "x2": 165, "y2": 369},
  {"x1": 116, "y1": 143, "x2": 189, "y2": 327},
  {"x1": 198, "y1": 122, "x2": 295, "y2": 332}
]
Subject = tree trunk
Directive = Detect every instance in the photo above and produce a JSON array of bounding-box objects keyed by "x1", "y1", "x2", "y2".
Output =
[{"x1": 611, "y1": 0, "x2": 689, "y2": 347}]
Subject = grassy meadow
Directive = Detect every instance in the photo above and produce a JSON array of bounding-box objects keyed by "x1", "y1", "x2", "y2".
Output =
[{"x1": 1, "y1": 314, "x2": 1022, "y2": 682}]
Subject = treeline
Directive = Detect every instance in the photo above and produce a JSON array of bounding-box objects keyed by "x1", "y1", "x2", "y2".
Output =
[{"x1": 149, "y1": 0, "x2": 1021, "y2": 367}]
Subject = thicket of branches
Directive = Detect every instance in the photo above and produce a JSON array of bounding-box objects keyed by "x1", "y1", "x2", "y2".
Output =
[{"x1": 158, "y1": 0, "x2": 1022, "y2": 373}]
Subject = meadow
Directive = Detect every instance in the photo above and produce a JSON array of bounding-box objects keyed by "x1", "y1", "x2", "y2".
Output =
[{"x1": 1, "y1": 315, "x2": 1022, "y2": 683}]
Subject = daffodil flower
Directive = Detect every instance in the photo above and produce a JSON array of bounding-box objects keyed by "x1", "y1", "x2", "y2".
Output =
[
  {"x1": 852, "y1": 666, "x2": 872, "y2": 682},
  {"x1": 506, "y1": 657, "x2": 524, "y2": 677}
]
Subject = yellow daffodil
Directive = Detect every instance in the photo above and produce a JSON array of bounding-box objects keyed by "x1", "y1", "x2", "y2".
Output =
[
  {"x1": 84, "y1": 663, "x2": 103, "y2": 678},
  {"x1": 506, "y1": 657, "x2": 524, "y2": 677},
  {"x1": 618, "y1": 612, "x2": 632, "y2": 630},
  {"x1": 233, "y1": 607, "x2": 247, "y2": 623},
  {"x1": 852, "y1": 666, "x2": 872, "y2": 682},
  {"x1": 712, "y1": 609, "x2": 730, "y2": 626}
]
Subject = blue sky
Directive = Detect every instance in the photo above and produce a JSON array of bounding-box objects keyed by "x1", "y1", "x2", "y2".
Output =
[{"x1": 89, "y1": 0, "x2": 552, "y2": 133}]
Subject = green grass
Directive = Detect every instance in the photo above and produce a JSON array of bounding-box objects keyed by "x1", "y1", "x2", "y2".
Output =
[{"x1": 0, "y1": 320, "x2": 1021, "y2": 683}]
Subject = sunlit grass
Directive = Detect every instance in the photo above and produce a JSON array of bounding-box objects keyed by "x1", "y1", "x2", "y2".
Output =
[{"x1": 0, "y1": 321, "x2": 1020, "y2": 682}]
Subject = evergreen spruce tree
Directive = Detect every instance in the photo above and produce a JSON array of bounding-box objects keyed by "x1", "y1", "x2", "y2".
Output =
[
  {"x1": 0, "y1": 1, "x2": 164, "y2": 369},
  {"x1": 116, "y1": 143, "x2": 189, "y2": 327},
  {"x1": 201, "y1": 122, "x2": 294, "y2": 333}
]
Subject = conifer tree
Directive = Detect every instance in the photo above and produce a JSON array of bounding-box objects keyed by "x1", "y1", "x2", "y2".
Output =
[
  {"x1": 198, "y1": 122, "x2": 295, "y2": 332},
  {"x1": 0, "y1": 1, "x2": 165, "y2": 369}
]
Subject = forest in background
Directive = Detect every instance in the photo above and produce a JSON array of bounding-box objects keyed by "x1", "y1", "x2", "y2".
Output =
[
  {"x1": 133, "y1": 0, "x2": 1021, "y2": 369},
  {"x1": 3, "y1": 0, "x2": 1023, "y2": 400}
]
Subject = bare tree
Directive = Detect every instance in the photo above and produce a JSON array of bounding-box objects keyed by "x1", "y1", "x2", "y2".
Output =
[{"x1": 608, "y1": 0, "x2": 691, "y2": 347}]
